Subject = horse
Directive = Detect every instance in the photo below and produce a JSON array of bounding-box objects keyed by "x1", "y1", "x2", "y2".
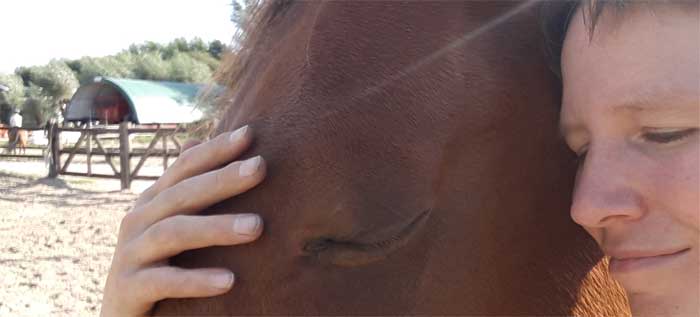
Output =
[
  {"x1": 7, "y1": 128, "x2": 27, "y2": 155},
  {"x1": 154, "y1": 1, "x2": 630, "y2": 315}
]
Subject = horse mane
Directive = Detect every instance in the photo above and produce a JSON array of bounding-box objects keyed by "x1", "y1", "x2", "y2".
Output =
[
  {"x1": 213, "y1": 0, "x2": 295, "y2": 113},
  {"x1": 210, "y1": 0, "x2": 573, "y2": 115}
]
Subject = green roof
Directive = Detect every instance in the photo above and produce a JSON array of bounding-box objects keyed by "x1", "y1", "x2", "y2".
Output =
[{"x1": 66, "y1": 77, "x2": 220, "y2": 124}]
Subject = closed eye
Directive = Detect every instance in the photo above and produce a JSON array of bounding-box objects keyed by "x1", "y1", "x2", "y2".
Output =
[
  {"x1": 642, "y1": 128, "x2": 698, "y2": 144},
  {"x1": 302, "y1": 209, "x2": 431, "y2": 267}
]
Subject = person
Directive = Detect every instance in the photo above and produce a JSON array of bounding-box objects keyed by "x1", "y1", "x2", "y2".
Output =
[
  {"x1": 101, "y1": 1, "x2": 699, "y2": 316},
  {"x1": 9, "y1": 108, "x2": 22, "y2": 129},
  {"x1": 8, "y1": 108, "x2": 23, "y2": 149},
  {"x1": 559, "y1": 1, "x2": 699, "y2": 315}
]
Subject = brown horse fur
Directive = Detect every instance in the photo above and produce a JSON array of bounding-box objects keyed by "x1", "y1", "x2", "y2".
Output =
[
  {"x1": 7, "y1": 128, "x2": 27, "y2": 155},
  {"x1": 0, "y1": 124, "x2": 8, "y2": 139},
  {"x1": 154, "y1": 1, "x2": 630, "y2": 315}
]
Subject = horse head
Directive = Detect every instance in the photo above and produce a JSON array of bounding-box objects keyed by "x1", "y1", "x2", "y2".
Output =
[{"x1": 154, "y1": 1, "x2": 628, "y2": 315}]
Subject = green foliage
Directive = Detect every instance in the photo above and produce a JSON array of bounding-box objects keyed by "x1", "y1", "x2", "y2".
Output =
[
  {"x1": 75, "y1": 55, "x2": 135, "y2": 85},
  {"x1": 24, "y1": 61, "x2": 80, "y2": 101},
  {"x1": 133, "y1": 52, "x2": 170, "y2": 81},
  {"x1": 168, "y1": 52, "x2": 214, "y2": 83},
  {"x1": 21, "y1": 84, "x2": 53, "y2": 127},
  {"x1": 188, "y1": 51, "x2": 221, "y2": 72},
  {"x1": 231, "y1": 0, "x2": 258, "y2": 31},
  {"x1": 5, "y1": 38, "x2": 231, "y2": 124},
  {"x1": 128, "y1": 41, "x2": 164, "y2": 55},
  {"x1": 0, "y1": 73, "x2": 26, "y2": 109},
  {"x1": 189, "y1": 38, "x2": 208, "y2": 52},
  {"x1": 0, "y1": 73, "x2": 26, "y2": 123},
  {"x1": 71, "y1": 38, "x2": 228, "y2": 84},
  {"x1": 9, "y1": 62, "x2": 78, "y2": 126},
  {"x1": 21, "y1": 86, "x2": 52, "y2": 127},
  {"x1": 208, "y1": 40, "x2": 226, "y2": 59}
]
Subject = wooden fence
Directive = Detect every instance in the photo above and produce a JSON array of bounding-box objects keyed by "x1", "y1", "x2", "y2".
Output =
[
  {"x1": 0, "y1": 127, "x2": 49, "y2": 160},
  {"x1": 45, "y1": 122, "x2": 183, "y2": 189},
  {"x1": 1, "y1": 122, "x2": 186, "y2": 189}
]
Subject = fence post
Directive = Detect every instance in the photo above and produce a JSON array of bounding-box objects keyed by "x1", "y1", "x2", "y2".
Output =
[
  {"x1": 48, "y1": 123, "x2": 61, "y2": 178},
  {"x1": 119, "y1": 121, "x2": 131, "y2": 190},
  {"x1": 86, "y1": 121, "x2": 92, "y2": 176},
  {"x1": 161, "y1": 124, "x2": 169, "y2": 172}
]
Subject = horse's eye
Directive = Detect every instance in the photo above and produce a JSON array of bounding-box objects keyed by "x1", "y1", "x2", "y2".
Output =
[
  {"x1": 303, "y1": 238, "x2": 333, "y2": 253},
  {"x1": 300, "y1": 210, "x2": 431, "y2": 267}
]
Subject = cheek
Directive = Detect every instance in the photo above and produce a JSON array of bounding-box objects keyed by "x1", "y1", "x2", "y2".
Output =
[
  {"x1": 655, "y1": 143, "x2": 700, "y2": 232},
  {"x1": 678, "y1": 147, "x2": 700, "y2": 231}
]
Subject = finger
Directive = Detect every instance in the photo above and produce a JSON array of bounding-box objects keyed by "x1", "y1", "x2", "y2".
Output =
[
  {"x1": 126, "y1": 214, "x2": 262, "y2": 265},
  {"x1": 145, "y1": 125, "x2": 252, "y2": 202},
  {"x1": 181, "y1": 139, "x2": 201, "y2": 152},
  {"x1": 129, "y1": 156, "x2": 266, "y2": 234},
  {"x1": 135, "y1": 266, "x2": 235, "y2": 302}
]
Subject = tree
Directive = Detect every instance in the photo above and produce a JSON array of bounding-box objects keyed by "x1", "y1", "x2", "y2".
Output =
[
  {"x1": 10, "y1": 62, "x2": 79, "y2": 127},
  {"x1": 231, "y1": 0, "x2": 258, "y2": 31},
  {"x1": 21, "y1": 84, "x2": 53, "y2": 127},
  {"x1": 3, "y1": 37, "x2": 231, "y2": 124},
  {"x1": 188, "y1": 51, "x2": 221, "y2": 72},
  {"x1": 163, "y1": 38, "x2": 191, "y2": 59},
  {"x1": 29, "y1": 61, "x2": 80, "y2": 102},
  {"x1": 0, "y1": 73, "x2": 26, "y2": 110},
  {"x1": 75, "y1": 55, "x2": 134, "y2": 85},
  {"x1": 133, "y1": 52, "x2": 170, "y2": 81},
  {"x1": 0, "y1": 73, "x2": 26, "y2": 123},
  {"x1": 189, "y1": 38, "x2": 208, "y2": 53},
  {"x1": 167, "y1": 52, "x2": 213, "y2": 83},
  {"x1": 208, "y1": 40, "x2": 227, "y2": 59}
]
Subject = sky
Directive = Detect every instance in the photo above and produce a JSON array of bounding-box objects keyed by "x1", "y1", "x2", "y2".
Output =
[{"x1": 0, "y1": 0, "x2": 236, "y2": 73}]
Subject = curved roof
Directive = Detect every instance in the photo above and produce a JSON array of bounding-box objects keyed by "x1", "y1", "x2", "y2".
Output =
[{"x1": 66, "y1": 77, "x2": 218, "y2": 124}]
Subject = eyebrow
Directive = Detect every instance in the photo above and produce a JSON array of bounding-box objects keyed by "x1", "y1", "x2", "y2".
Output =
[{"x1": 611, "y1": 97, "x2": 699, "y2": 115}]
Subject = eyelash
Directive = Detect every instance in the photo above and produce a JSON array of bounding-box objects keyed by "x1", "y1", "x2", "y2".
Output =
[
  {"x1": 573, "y1": 128, "x2": 698, "y2": 167},
  {"x1": 641, "y1": 128, "x2": 698, "y2": 144}
]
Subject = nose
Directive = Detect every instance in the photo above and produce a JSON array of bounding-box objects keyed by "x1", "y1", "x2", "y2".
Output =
[{"x1": 570, "y1": 143, "x2": 646, "y2": 229}]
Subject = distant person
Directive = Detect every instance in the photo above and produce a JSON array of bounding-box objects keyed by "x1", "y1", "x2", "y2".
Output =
[
  {"x1": 8, "y1": 108, "x2": 22, "y2": 144},
  {"x1": 7, "y1": 109, "x2": 27, "y2": 154},
  {"x1": 9, "y1": 108, "x2": 22, "y2": 129}
]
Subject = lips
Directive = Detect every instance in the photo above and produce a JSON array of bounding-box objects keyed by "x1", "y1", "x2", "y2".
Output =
[{"x1": 607, "y1": 248, "x2": 691, "y2": 274}]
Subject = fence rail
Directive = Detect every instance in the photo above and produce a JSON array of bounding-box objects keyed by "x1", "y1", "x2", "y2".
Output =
[
  {"x1": 0, "y1": 127, "x2": 49, "y2": 160},
  {"x1": 49, "y1": 122, "x2": 184, "y2": 189},
  {"x1": 0, "y1": 122, "x2": 184, "y2": 189}
]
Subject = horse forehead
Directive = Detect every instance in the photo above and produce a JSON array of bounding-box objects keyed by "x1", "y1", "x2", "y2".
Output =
[
  {"x1": 299, "y1": 3, "x2": 493, "y2": 87},
  {"x1": 229, "y1": 4, "x2": 514, "y2": 131}
]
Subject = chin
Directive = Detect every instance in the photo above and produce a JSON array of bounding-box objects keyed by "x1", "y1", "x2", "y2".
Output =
[
  {"x1": 623, "y1": 253, "x2": 699, "y2": 316},
  {"x1": 628, "y1": 292, "x2": 699, "y2": 317}
]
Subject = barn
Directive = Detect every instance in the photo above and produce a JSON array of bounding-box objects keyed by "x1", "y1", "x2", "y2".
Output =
[{"x1": 65, "y1": 77, "x2": 217, "y2": 125}]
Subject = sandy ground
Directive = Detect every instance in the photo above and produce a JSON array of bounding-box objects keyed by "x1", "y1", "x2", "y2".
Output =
[{"x1": 0, "y1": 158, "x2": 158, "y2": 316}]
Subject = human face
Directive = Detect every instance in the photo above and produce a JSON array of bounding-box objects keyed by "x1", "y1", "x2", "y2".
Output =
[{"x1": 561, "y1": 4, "x2": 699, "y2": 316}]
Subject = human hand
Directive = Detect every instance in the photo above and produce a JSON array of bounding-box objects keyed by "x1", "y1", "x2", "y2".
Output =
[{"x1": 100, "y1": 125, "x2": 266, "y2": 317}]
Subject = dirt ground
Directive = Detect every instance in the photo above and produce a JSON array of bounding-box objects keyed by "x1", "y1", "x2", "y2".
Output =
[{"x1": 0, "y1": 159, "x2": 156, "y2": 316}]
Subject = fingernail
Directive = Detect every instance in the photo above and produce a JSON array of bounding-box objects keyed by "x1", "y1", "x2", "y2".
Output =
[
  {"x1": 211, "y1": 272, "x2": 234, "y2": 289},
  {"x1": 239, "y1": 156, "x2": 262, "y2": 177},
  {"x1": 233, "y1": 214, "x2": 261, "y2": 236},
  {"x1": 229, "y1": 125, "x2": 249, "y2": 143}
]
